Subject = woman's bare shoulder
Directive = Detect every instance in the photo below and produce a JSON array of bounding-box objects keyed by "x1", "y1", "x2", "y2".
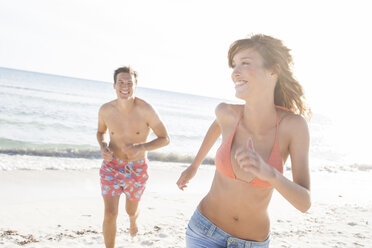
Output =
[
  {"x1": 215, "y1": 103, "x2": 243, "y2": 123},
  {"x1": 279, "y1": 111, "x2": 309, "y2": 136}
]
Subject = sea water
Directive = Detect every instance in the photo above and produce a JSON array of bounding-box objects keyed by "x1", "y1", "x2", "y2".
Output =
[{"x1": 0, "y1": 67, "x2": 369, "y2": 171}]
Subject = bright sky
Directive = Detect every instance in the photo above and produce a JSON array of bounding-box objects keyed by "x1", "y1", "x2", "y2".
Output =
[{"x1": 1, "y1": 0, "x2": 371, "y2": 119}]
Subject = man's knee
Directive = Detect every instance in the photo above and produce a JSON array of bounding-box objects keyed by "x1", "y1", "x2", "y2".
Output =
[
  {"x1": 103, "y1": 195, "x2": 120, "y2": 221},
  {"x1": 125, "y1": 199, "x2": 139, "y2": 217},
  {"x1": 104, "y1": 207, "x2": 119, "y2": 220},
  {"x1": 125, "y1": 208, "x2": 138, "y2": 217}
]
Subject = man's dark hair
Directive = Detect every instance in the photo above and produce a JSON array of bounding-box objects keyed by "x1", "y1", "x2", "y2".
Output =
[{"x1": 113, "y1": 66, "x2": 138, "y2": 84}]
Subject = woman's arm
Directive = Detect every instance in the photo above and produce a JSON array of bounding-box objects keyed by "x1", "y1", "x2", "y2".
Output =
[
  {"x1": 176, "y1": 120, "x2": 221, "y2": 190},
  {"x1": 235, "y1": 115, "x2": 311, "y2": 212},
  {"x1": 270, "y1": 115, "x2": 311, "y2": 212}
]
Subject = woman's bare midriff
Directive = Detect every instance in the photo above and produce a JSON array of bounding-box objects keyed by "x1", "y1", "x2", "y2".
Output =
[{"x1": 198, "y1": 171, "x2": 273, "y2": 241}]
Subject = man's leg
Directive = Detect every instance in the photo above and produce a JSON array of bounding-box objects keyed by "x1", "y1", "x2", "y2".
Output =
[
  {"x1": 103, "y1": 195, "x2": 120, "y2": 248},
  {"x1": 125, "y1": 197, "x2": 140, "y2": 237}
]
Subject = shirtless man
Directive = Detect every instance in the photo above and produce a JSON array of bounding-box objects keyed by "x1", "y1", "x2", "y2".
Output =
[{"x1": 97, "y1": 66, "x2": 170, "y2": 247}]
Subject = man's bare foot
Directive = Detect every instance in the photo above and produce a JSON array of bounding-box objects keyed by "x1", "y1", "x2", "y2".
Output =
[{"x1": 129, "y1": 213, "x2": 139, "y2": 237}]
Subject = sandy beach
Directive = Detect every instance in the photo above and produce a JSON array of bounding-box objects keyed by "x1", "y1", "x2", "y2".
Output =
[{"x1": 0, "y1": 154, "x2": 371, "y2": 248}]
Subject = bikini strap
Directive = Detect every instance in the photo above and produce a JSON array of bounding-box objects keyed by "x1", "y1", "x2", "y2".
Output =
[
  {"x1": 274, "y1": 105, "x2": 291, "y2": 142},
  {"x1": 275, "y1": 105, "x2": 292, "y2": 113},
  {"x1": 275, "y1": 109, "x2": 279, "y2": 141}
]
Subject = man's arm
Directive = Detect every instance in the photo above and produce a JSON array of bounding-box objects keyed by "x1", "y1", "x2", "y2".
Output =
[
  {"x1": 123, "y1": 104, "x2": 169, "y2": 157},
  {"x1": 97, "y1": 106, "x2": 113, "y2": 160},
  {"x1": 141, "y1": 104, "x2": 170, "y2": 150}
]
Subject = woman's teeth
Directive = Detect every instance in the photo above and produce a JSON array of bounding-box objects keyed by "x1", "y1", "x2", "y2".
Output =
[{"x1": 235, "y1": 81, "x2": 247, "y2": 86}]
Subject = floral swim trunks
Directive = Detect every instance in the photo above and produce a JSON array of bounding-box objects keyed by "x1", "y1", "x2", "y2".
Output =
[{"x1": 100, "y1": 157, "x2": 149, "y2": 201}]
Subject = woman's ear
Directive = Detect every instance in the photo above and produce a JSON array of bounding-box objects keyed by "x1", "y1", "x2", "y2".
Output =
[{"x1": 271, "y1": 64, "x2": 280, "y2": 77}]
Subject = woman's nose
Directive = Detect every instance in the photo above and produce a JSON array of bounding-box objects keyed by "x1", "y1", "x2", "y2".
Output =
[{"x1": 232, "y1": 68, "x2": 240, "y2": 81}]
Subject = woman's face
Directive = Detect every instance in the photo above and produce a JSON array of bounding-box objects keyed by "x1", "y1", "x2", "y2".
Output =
[{"x1": 231, "y1": 47, "x2": 275, "y2": 100}]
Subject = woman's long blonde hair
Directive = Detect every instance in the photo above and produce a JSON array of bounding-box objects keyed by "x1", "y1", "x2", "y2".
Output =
[{"x1": 228, "y1": 34, "x2": 311, "y2": 120}]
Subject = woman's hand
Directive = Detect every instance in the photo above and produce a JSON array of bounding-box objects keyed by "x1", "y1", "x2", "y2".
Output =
[
  {"x1": 176, "y1": 165, "x2": 198, "y2": 191},
  {"x1": 235, "y1": 138, "x2": 276, "y2": 182}
]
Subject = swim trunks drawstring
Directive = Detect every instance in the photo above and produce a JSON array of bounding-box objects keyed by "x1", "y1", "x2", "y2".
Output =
[{"x1": 124, "y1": 163, "x2": 137, "y2": 176}]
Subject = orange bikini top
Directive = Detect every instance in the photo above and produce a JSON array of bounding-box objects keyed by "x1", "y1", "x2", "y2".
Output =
[{"x1": 215, "y1": 106, "x2": 290, "y2": 188}]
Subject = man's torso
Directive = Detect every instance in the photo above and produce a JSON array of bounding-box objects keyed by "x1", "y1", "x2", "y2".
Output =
[{"x1": 103, "y1": 98, "x2": 151, "y2": 161}]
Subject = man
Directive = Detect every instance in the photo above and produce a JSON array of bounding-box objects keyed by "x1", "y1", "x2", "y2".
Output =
[{"x1": 97, "y1": 66, "x2": 169, "y2": 247}]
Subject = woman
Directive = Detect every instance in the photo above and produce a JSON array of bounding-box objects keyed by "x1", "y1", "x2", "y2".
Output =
[{"x1": 176, "y1": 34, "x2": 311, "y2": 248}]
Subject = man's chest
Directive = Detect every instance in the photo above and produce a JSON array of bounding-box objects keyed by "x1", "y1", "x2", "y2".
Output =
[{"x1": 106, "y1": 115, "x2": 149, "y2": 136}]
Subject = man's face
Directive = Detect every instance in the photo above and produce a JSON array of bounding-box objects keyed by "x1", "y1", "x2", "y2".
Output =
[{"x1": 114, "y1": 72, "x2": 136, "y2": 100}]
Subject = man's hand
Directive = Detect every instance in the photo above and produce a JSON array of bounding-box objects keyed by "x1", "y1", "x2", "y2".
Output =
[
  {"x1": 122, "y1": 144, "x2": 145, "y2": 160},
  {"x1": 101, "y1": 145, "x2": 114, "y2": 161}
]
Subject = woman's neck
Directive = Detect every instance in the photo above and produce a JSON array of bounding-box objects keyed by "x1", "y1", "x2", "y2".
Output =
[{"x1": 242, "y1": 98, "x2": 277, "y2": 134}]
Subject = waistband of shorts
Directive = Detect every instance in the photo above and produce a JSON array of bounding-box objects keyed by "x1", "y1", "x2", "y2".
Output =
[
  {"x1": 104, "y1": 156, "x2": 148, "y2": 165},
  {"x1": 190, "y1": 208, "x2": 270, "y2": 247}
]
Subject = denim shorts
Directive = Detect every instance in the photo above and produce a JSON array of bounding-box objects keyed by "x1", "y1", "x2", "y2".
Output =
[{"x1": 186, "y1": 208, "x2": 270, "y2": 248}]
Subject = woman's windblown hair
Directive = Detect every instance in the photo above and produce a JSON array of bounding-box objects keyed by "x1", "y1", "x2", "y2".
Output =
[{"x1": 228, "y1": 34, "x2": 311, "y2": 120}]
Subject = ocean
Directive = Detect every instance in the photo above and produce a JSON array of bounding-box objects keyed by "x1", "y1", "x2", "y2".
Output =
[{"x1": 0, "y1": 67, "x2": 369, "y2": 171}]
